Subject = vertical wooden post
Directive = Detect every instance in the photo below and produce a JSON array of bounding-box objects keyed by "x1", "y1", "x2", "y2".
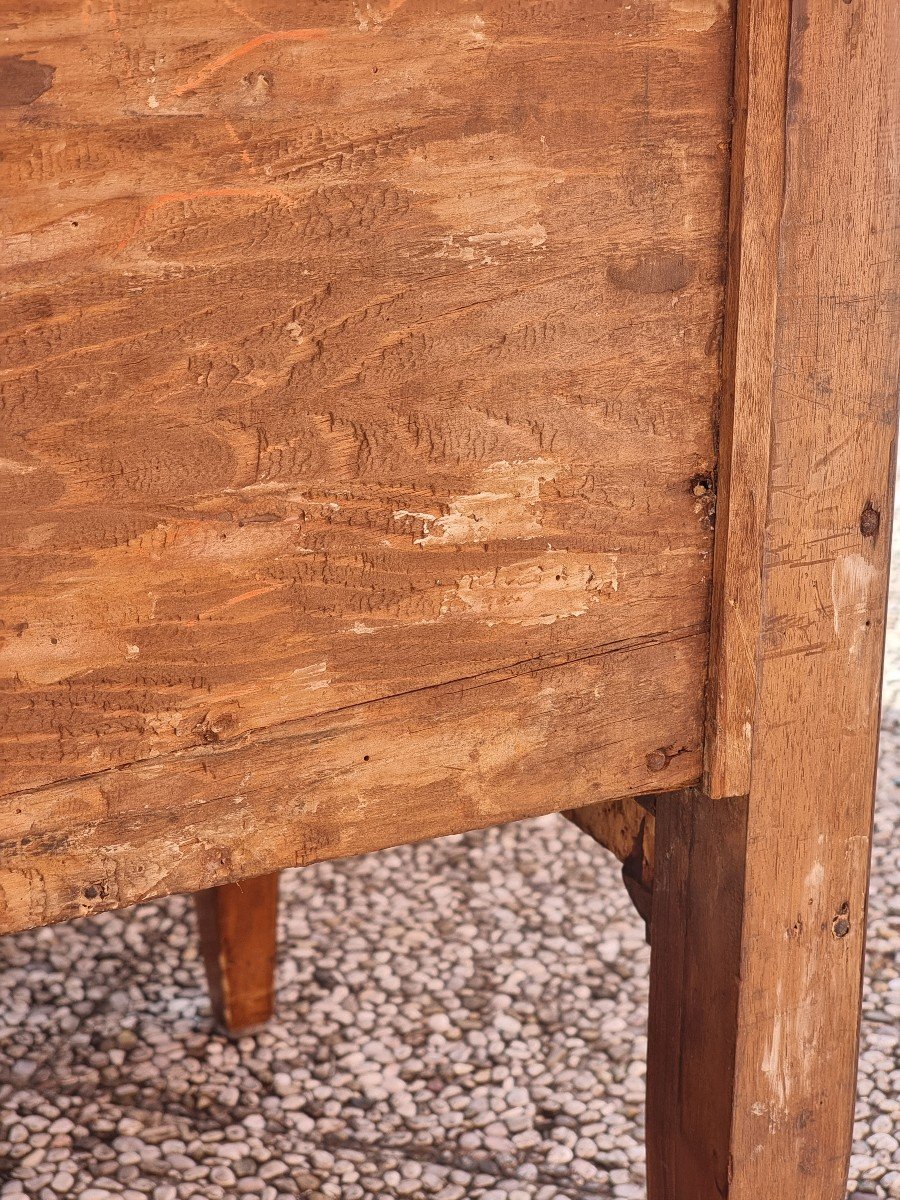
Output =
[
  {"x1": 194, "y1": 872, "x2": 280, "y2": 1034},
  {"x1": 646, "y1": 0, "x2": 898, "y2": 1194},
  {"x1": 647, "y1": 792, "x2": 748, "y2": 1197}
]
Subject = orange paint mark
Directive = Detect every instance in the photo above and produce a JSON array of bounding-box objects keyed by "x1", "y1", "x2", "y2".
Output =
[
  {"x1": 81, "y1": 0, "x2": 93, "y2": 29},
  {"x1": 116, "y1": 185, "x2": 291, "y2": 252},
  {"x1": 170, "y1": 28, "x2": 329, "y2": 98},
  {"x1": 199, "y1": 583, "x2": 283, "y2": 619},
  {"x1": 224, "y1": 119, "x2": 254, "y2": 170}
]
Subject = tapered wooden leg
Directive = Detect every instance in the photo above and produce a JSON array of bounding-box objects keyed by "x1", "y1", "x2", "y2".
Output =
[{"x1": 194, "y1": 872, "x2": 280, "y2": 1034}]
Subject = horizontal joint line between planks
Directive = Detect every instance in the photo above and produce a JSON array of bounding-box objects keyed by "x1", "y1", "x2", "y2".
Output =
[{"x1": 1, "y1": 622, "x2": 706, "y2": 804}]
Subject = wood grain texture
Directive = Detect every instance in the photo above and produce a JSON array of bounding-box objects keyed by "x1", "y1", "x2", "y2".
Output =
[
  {"x1": 195, "y1": 871, "x2": 279, "y2": 1033},
  {"x1": 703, "y1": 0, "x2": 787, "y2": 796},
  {"x1": 648, "y1": 0, "x2": 899, "y2": 1193},
  {"x1": 647, "y1": 790, "x2": 747, "y2": 1198},
  {"x1": 0, "y1": 0, "x2": 732, "y2": 927},
  {"x1": 1, "y1": 628, "x2": 702, "y2": 932}
]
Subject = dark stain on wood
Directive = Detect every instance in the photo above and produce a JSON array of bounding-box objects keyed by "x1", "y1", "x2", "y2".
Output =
[
  {"x1": 860, "y1": 500, "x2": 881, "y2": 538},
  {"x1": 0, "y1": 56, "x2": 55, "y2": 106},
  {"x1": 607, "y1": 251, "x2": 694, "y2": 294}
]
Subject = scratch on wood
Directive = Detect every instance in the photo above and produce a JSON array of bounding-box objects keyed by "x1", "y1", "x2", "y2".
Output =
[
  {"x1": 116, "y1": 185, "x2": 293, "y2": 251},
  {"x1": 0, "y1": 56, "x2": 55, "y2": 106},
  {"x1": 170, "y1": 29, "x2": 330, "y2": 98}
]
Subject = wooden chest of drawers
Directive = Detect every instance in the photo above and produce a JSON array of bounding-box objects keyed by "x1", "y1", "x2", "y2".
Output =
[{"x1": 1, "y1": 1, "x2": 896, "y2": 1195}]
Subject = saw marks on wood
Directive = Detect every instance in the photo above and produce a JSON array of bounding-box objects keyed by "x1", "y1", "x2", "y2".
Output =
[{"x1": 1, "y1": 0, "x2": 731, "y2": 923}]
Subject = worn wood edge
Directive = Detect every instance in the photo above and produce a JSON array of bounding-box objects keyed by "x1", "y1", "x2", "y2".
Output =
[
  {"x1": 0, "y1": 630, "x2": 704, "y2": 934},
  {"x1": 563, "y1": 791, "x2": 657, "y2": 865},
  {"x1": 563, "y1": 794, "x2": 656, "y2": 928},
  {"x1": 703, "y1": 0, "x2": 790, "y2": 798}
]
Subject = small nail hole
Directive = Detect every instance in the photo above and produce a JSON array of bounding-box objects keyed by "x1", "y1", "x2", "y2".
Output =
[
  {"x1": 832, "y1": 901, "x2": 851, "y2": 939},
  {"x1": 860, "y1": 501, "x2": 880, "y2": 538}
]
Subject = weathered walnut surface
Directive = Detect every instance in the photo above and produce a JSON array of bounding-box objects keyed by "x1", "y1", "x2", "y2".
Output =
[{"x1": 0, "y1": 0, "x2": 731, "y2": 930}]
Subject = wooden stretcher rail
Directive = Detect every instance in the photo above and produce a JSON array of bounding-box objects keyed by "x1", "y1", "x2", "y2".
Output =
[{"x1": 1, "y1": 629, "x2": 702, "y2": 933}]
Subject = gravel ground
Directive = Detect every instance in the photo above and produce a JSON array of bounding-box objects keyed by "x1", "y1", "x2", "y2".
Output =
[{"x1": 2, "y1": 540, "x2": 898, "y2": 1200}]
